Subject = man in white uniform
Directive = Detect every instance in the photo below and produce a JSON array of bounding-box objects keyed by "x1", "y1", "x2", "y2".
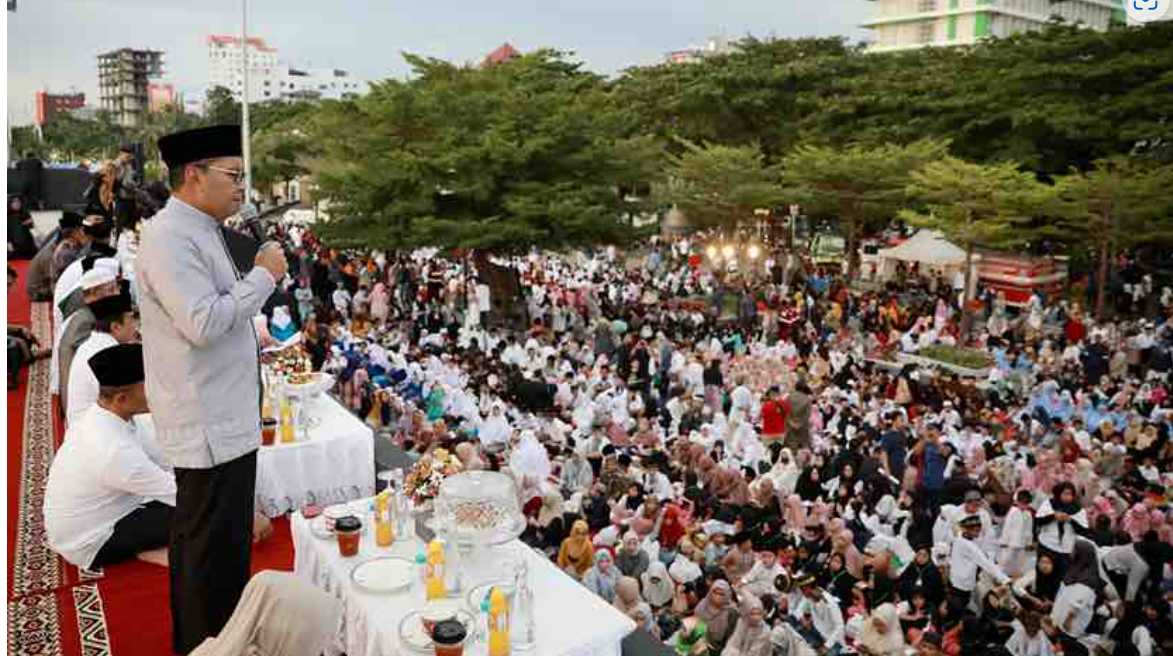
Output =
[
  {"x1": 57, "y1": 266, "x2": 121, "y2": 418},
  {"x1": 65, "y1": 291, "x2": 138, "y2": 426},
  {"x1": 44, "y1": 343, "x2": 175, "y2": 570}
]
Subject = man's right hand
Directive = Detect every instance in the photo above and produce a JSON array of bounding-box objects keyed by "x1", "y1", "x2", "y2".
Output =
[{"x1": 255, "y1": 243, "x2": 288, "y2": 282}]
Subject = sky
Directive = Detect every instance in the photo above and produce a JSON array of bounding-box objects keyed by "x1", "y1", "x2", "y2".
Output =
[{"x1": 6, "y1": 0, "x2": 870, "y2": 125}]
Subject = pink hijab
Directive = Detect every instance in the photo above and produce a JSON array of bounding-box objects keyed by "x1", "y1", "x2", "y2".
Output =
[
  {"x1": 1087, "y1": 496, "x2": 1115, "y2": 529},
  {"x1": 1017, "y1": 459, "x2": 1040, "y2": 492},
  {"x1": 1123, "y1": 504, "x2": 1151, "y2": 542},
  {"x1": 1035, "y1": 450, "x2": 1063, "y2": 497}
]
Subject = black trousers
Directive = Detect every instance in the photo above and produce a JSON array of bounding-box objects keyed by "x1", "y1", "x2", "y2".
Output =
[
  {"x1": 170, "y1": 450, "x2": 257, "y2": 655},
  {"x1": 92, "y1": 501, "x2": 173, "y2": 568}
]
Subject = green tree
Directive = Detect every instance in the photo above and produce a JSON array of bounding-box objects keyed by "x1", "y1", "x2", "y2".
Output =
[
  {"x1": 651, "y1": 138, "x2": 782, "y2": 231},
  {"x1": 795, "y1": 23, "x2": 1173, "y2": 173},
  {"x1": 899, "y1": 158, "x2": 1054, "y2": 339},
  {"x1": 612, "y1": 36, "x2": 856, "y2": 158},
  {"x1": 204, "y1": 85, "x2": 241, "y2": 125},
  {"x1": 611, "y1": 22, "x2": 1173, "y2": 174},
  {"x1": 307, "y1": 50, "x2": 659, "y2": 253},
  {"x1": 36, "y1": 112, "x2": 129, "y2": 161},
  {"x1": 252, "y1": 116, "x2": 315, "y2": 202},
  {"x1": 9, "y1": 125, "x2": 51, "y2": 160},
  {"x1": 134, "y1": 105, "x2": 207, "y2": 178},
  {"x1": 779, "y1": 139, "x2": 949, "y2": 275},
  {"x1": 1048, "y1": 156, "x2": 1173, "y2": 319}
]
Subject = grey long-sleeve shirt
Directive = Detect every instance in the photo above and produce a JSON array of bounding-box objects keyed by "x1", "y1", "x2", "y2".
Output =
[{"x1": 136, "y1": 197, "x2": 275, "y2": 469}]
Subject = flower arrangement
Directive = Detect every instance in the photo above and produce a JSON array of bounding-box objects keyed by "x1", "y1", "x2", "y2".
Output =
[
  {"x1": 271, "y1": 345, "x2": 312, "y2": 377},
  {"x1": 404, "y1": 448, "x2": 464, "y2": 505}
]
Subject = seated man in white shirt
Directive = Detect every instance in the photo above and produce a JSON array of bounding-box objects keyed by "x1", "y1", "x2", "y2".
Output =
[
  {"x1": 792, "y1": 573, "x2": 846, "y2": 654},
  {"x1": 738, "y1": 537, "x2": 786, "y2": 599},
  {"x1": 45, "y1": 343, "x2": 175, "y2": 570},
  {"x1": 65, "y1": 291, "x2": 139, "y2": 427}
]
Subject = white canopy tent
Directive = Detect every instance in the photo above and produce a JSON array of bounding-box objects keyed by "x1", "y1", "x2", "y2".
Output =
[
  {"x1": 878, "y1": 230, "x2": 967, "y2": 266},
  {"x1": 862, "y1": 230, "x2": 979, "y2": 298}
]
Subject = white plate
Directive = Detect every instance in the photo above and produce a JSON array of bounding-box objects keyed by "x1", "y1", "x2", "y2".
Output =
[
  {"x1": 397, "y1": 607, "x2": 476, "y2": 653},
  {"x1": 350, "y1": 556, "x2": 414, "y2": 594}
]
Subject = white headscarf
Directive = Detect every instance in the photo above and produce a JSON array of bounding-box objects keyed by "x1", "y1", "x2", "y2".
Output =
[
  {"x1": 510, "y1": 430, "x2": 552, "y2": 483},
  {"x1": 641, "y1": 561, "x2": 675, "y2": 607},
  {"x1": 770, "y1": 623, "x2": 817, "y2": 656},
  {"x1": 857, "y1": 603, "x2": 905, "y2": 656}
]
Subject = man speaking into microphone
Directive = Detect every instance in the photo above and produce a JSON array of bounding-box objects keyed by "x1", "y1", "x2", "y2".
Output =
[{"x1": 136, "y1": 125, "x2": 287, "y2": 655}]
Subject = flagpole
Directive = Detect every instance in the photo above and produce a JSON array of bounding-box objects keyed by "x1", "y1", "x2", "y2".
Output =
[{"x1": 241, "y1": 0, "x2": 254, "y2": 206}]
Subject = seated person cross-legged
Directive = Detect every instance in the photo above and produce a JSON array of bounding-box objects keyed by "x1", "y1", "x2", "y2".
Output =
[{"x1": 44, "y1": 343, "x2": 175, "y2": 569}]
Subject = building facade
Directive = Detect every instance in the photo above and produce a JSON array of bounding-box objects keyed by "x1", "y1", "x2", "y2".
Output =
[
  {"x1": 665, "y1": 36, "x2": 731, "y2": 64},
  {"x1": 207, "y1": 34, "x2": 363, "y2": 102},
  {"x1": 34, "y1": 91, "x2": 86, "y2": 126},
  {"x1": 148, "y1": 83, "x2": 177, "y2": 113},
  {"x1": 97, "y1": 48, "x2": 165, "y2": 127},
  {"x1": 862, "y1": 0, "x2": 1126, "y2": 52}
]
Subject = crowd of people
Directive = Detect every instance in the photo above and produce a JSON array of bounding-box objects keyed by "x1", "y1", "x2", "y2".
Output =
[
  {"x1": 11, "y1": 122, "x2": 1173, "y2": 656},
  {"x1": 244, "y1": 216, "x2": 1173, "y2": 656}
]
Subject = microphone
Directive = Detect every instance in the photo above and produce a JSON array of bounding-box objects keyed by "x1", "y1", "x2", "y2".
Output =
[{"x1": 239, "y1": 202, "x2": 265, "y2": 244}]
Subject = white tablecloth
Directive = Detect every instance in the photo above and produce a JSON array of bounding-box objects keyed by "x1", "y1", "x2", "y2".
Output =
[
  {"x1": 255, "y1": 395, "x2": 375, "y2": 517},
  {"x1": 292, "y1": 507, "x2": 636, "y2": 656}
]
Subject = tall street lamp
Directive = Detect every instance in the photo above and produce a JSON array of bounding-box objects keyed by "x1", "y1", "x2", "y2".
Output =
[{"x1": 240, "y1": 0, "x2": 254, "y2": 206}]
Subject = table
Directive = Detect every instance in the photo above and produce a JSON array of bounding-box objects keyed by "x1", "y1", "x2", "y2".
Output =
[
  {"x1": 255, "y1": 395, "x2": 375, "y2": 517},
  {"x1": 292, "y1": 506, "x2": 636, "y2": 656}
]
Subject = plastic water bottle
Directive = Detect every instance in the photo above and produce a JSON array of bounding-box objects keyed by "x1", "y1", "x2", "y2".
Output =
[{"x1": 414, "y1": 552, "x2": 427, "y2": 601}]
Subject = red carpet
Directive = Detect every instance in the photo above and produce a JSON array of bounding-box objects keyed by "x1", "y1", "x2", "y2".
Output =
[{"x1": 6, "y1": 260, "x2": 296, "y2": 656}]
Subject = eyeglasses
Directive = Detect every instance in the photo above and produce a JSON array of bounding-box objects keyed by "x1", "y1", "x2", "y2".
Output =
[{"x1": 201, "y1": 165, "x2": 246, "y2": 184}]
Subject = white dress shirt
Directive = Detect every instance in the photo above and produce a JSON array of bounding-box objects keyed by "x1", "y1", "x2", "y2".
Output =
[
  {"x1": 740, "y1": 560, "x2": 784, "y2": 598},
  {"x1": 1100, "y1": 545, "x2": 1150, "y2": 602},
  {"x1": 50, "y1": 259, "x2": 88, "y2": 394},
  {"x1": 65, "y1": 331, "x2": 119, "y2": 427},
  {"x1": 44, "y1": 405, "x2": 177, "y2": 569},
  {"x1": 948, "y1": 535, "x2": 1010, "y2": 592}
]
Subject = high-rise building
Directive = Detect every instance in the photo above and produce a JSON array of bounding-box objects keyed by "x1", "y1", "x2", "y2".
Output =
[
  {"x1": 207, "y1": 34, "x2": 279, "y2": 101},
  {"x1": 862, "y1": 0, "x2": 1127, "y2": 52},
  {"x1": 34, "y1": 91, "x2": 86, "y2": 126},
  {"x1": 207, "y1": 34, "x2": 363, "y2": 102},
  {"x1": 97, "y1": 48, "x2": 165, "y2": 127}
]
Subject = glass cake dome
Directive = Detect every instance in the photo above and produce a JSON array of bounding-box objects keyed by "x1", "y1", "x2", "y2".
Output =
[{"x1": 435, "y1": 470, "x2": 527, "y2": 546}]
